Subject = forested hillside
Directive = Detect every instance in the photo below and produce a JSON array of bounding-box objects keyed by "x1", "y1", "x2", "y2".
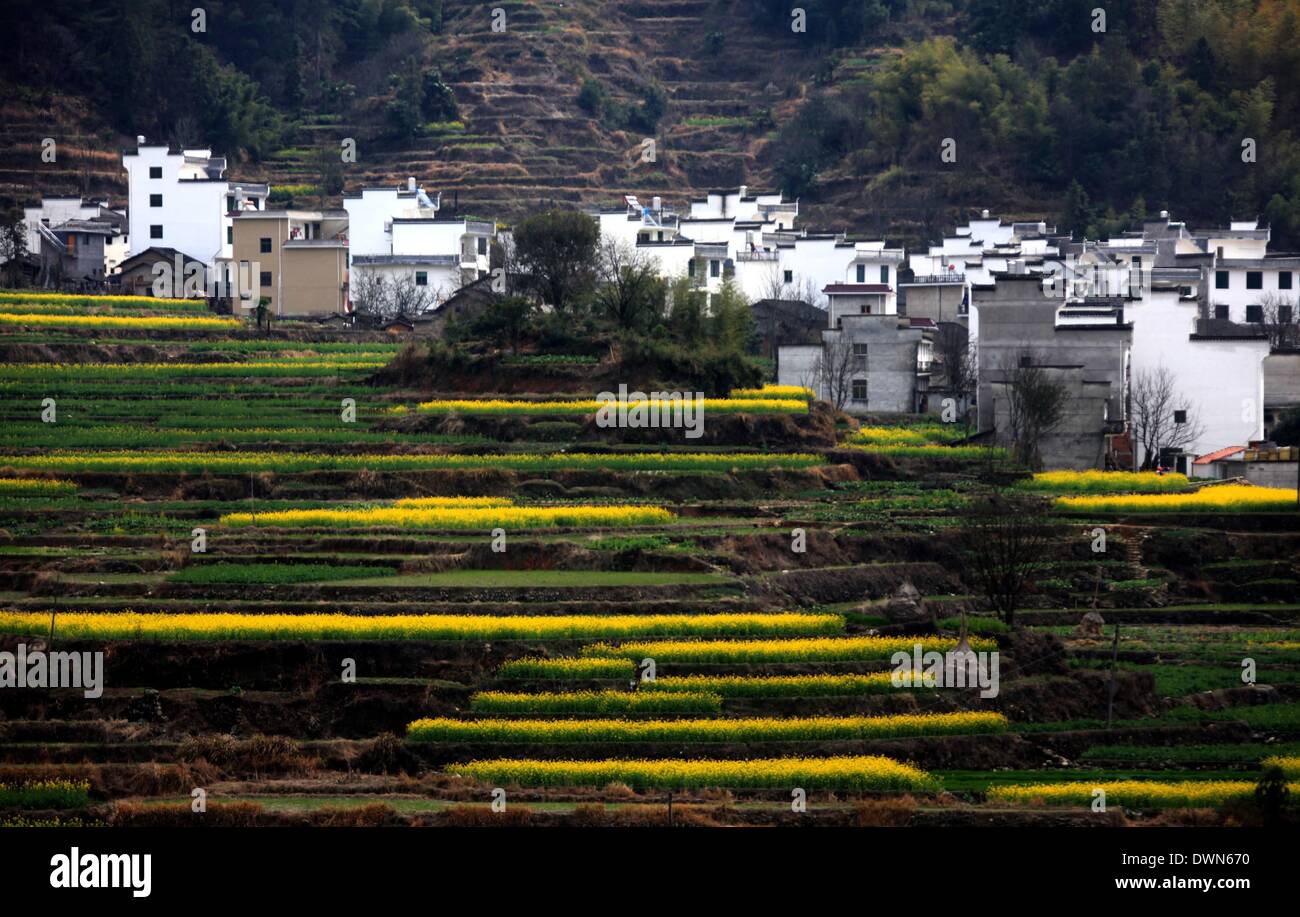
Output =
[{"x1": 4, "y1": 0, "x2": 1300, "y2": 247}]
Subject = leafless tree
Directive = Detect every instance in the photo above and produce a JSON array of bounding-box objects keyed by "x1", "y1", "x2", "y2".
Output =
[
  {"x1": 1129, "y1": 364, "x2": 1204, "y2": 470},
  {"x1": 350, "y1": 271, "x2": 437, "y2": 319},
  {"x1": 961, "y1": 491, "x2": 1055, "y2": 628},
  {"x1": 934, "y1": 323, "x2": 977, "y2": 423},
  {"x1": 998, "y1": 349, "x2": 1069, "y2": 470},
  {"x1": 350, "y1": 271, "x2": 389, "y2": 316},
  {"x1": 1256, "y1": 292, "x2": 1300, "y2": 350},
  {"x1": 761, "y1": 263, "x2": 824, "y2": 308},
  {"x1": 810, "y1": 336, "x2": 857, "y2": 411},
  {"x1": 593, "y1": 238, "x2": 666, "y2": 330},
  {"x1": 387, "y1": 273, "x2": 438, "y2": 317}
]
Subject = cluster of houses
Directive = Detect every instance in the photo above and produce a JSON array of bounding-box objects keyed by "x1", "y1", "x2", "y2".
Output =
[{"x1": 7, "y1": 138, "x2": 1300, "y2": 477}]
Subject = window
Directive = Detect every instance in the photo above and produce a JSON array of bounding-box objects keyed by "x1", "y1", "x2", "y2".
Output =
[
  {"x1": 150, "y1": 225, "x2": 163, "y2": 239},
  {"x1": 149, "y1": 166, "x2": 162, "y2": 179},
  {"x1": 260, "y1": 271, "x2": 272, "y2": 288},
  {"x1": 477, "y1": 237, "x2": 488, "y2": 255},
  {"x1": 149, "y1": 194, "x2": 162, "y2": 207},
  {"x1": 259, "y1": 238, "x2": 272, "y2": 254},
  {"x1": 783, "y1": 270, "x2": 793, "y2": 283},
  {"x1": 852, "y1": 342, "x2": 868, "y2": 371},
  {"x1": 710, "y1": 260, "x2": 720, "y2": 278},
  {"x1": 1214, "y1": 304, "x2": 1229, "y2": 320},
  {"x1": 415, "y1": 272, "x2": 428, "y2": 286},
  {"x1": 1174, "y1": 410, "x2": 1187, "y2": 424},
  {"x1": 226, "y1": 196, "x2": 235, "y2": 212},
  {"x1": 1247, "y1": 271, "x2": 1263, "y2": 289},
  {"x1": 1282, "y1": 272, "x2": 1294, "y2": 290},
  {"x1": 856, "y1": 264, "x2": 865, "y2": 283},
  {"x1": 1216, "y1": 270, "x2": 1229, "y2": 289},
  {"x1": 880, "y1": 265, "x2": 889, "y2": 284},
  {"x1": 227, "y1": 227, "x2": 233, "y2": 245},
  {"x1": 851, "y1": 379, "x2": 868, "y2": 402},
  {"x1": 1246, "y1": 304, "x2": 1263, "y2": 323},
  {"x1": 860, "y1": 304, "x2": 872, "y2": 314},
  {"x1": 1281, "y1": 306, "x2": 1294, "y2": 325}
]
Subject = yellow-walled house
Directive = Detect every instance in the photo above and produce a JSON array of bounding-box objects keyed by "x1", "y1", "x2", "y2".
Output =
[{"x1": 228, "y1": 209, "x2": 349, "y2": 316}]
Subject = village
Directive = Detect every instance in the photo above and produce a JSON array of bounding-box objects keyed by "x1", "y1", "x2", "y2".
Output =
[{"x1": 5, "y1": 135, "x2": 1298, "y2": 478}]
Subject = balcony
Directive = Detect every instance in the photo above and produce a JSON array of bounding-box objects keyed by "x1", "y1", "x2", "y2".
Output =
[{"x1": 909, "y1": 273, "x2": 965, "y2": 284}]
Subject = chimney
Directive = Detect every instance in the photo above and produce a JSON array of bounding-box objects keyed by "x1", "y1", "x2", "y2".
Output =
[
  {"x1": 738, "y1": 185, "x2": 748, "y2": 198},
  {"x1": 1160, "y1": 210, "x2": 1169, "y2": 220},
  {"x1": 982, "y1": 209, "x2": 990, "y2": 219},
  {"x1": 137, "y1": 135, "x2": 146, "y2": 146},
  {"x1": 407, "y1": 177, "x2": 416, "y2": 193},
  {"x1": 652, "y1": 196, "x2": 662, "y2": 212}
]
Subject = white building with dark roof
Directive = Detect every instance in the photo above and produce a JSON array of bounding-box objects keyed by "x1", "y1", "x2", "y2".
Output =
[
  {"x1": 121, "y1": 137, "x2": 269, "y2": 270},
  {"x1": 343, "y1": 178, "x2": 495, "y2": 309}
]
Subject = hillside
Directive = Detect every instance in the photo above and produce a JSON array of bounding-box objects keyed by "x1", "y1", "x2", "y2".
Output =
[{"x1": 6, "y1": 1, "x2": 1300, "y2": 248}]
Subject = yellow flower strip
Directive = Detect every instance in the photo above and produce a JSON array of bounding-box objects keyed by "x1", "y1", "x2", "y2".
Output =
[
  {"x1": 0, "y1": 450, "x2": 822, "y2": 473},
  {"x1": 1057, "y1": 484, "x2": 1298, "y2": 513},
  {"x1": 220, "y1": 505, "x2": 673, "y2": 529},
  {"x1": 449, "y1": 755, "x2": 940, "y2": 791},
  {"x1": 415, "y1": 398, "x2": 807, "y2": 415},
  {"x1": 0, "y1": 312, "x2": 239, "y2": 331},
  {"x1": 1022, "y1": 470, "x2": 1192, "y2": 493},
  {"x1": 409, "y1": 710, "x2": 1008, "y2": 743},
  {"x1": 989, "y1": 780, "x2": 1300, "y2": 808},
  {"x1": 0, "y1": 611, "x2": 842, "y2": 642}
]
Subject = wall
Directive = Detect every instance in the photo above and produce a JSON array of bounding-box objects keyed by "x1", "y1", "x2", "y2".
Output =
[
  {"x1": 1128, "y1": 289, "x2": 1268, "y2": 461},
  {"x1": 281, "y1": 245, "x2": 348, "y2": 315}
]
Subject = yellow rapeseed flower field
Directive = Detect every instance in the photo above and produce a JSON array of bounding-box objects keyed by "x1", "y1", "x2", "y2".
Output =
[
  {"x1": 641, "y1": 672, "x2": 907, "y2": 696},
  {"x1": 0, "y1": 477, "x2": 76, "y2": 494},
  {"x1": 0, "y1": 312, "x2": 239, "y2": 331},
  {"x1": 0, "y1": 291, "x2": 193, "y2": 307},
  {"x1": 1021, "y1": 470, "x2": 1192, "y2": 493},
  {"x1": 581, "y1": 633, "x2": 993, "y2": 663},
  {"x1": 468, "y1": 690, "x2": 723, "y2": 715},
  {"x1": 415, "y1": 397, "x2": 808, "y2": 415},
  {"x1": 0, "y1": 450, "x2": 822, "y2": 474},
  {"x1": 988, "y1": 780, "x2": 1300, "y2": 808},
  {"x1": 408, "y1": 710, "x2": 1008, "y2": 743},
  {"x1": 0, "y1": 611, "x2": 842, "y2": 642},
  {"x1": 450, "y1": 755, "x2": 940, "y2": 790},
  {"x1": 1056, "y1": 484, "x2": 1297, "y2": 513},
  {"x1": 1262, "y1": 756, "x2": 1300, "y2": 778},
  {"x1": 220, "y1": 504, "x2": 674, "y2": 529},
  {"x1": 729, "y1": 385, "x2": 815, "y2": 401}
]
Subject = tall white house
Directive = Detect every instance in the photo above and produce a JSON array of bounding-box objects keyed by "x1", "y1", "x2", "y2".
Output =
[
  {"x1": 344, "y1": 178, "x2": 495, "y2": 308},
  {"x1": 121, "y1": 137, "x2": 268, "y2": 268}
]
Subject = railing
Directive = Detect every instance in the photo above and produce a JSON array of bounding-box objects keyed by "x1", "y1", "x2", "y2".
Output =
[
  {"x1": 735, "y1": 251, "x2": 778, "y2": 261},
  {"x1": 694, "y1": 244, "x2": 728, "y2": 258},
  {"x1": 909, "y1": 273, "x2": 965, "y2": 284}
]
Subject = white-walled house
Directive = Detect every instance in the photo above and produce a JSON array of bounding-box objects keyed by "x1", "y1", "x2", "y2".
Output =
[
  {"x1": 344, "y1": 178, "x2": 495, "y2": 310},
  {"x1": 121, "y1": 137, "x2": 268, "y2": 270},
  {"x1": 593, "y1": 188, "x2": 904, "y2": 313},
  {"x1": 1126, "y1": 283, "x2": 1269, "y2": 466}
]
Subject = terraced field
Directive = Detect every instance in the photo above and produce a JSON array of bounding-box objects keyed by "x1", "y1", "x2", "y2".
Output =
[{"x1": 1, "y1": 297, "x2": 1298, "y2": 828}]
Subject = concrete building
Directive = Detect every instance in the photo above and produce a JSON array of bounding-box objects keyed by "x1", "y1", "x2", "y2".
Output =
[
  {"x1": 974, "y1": 272, "x2": 1131, "y2": 470},
  {"x1": 23, "y1": 198, "x2": 129, "y2": 276},
  {"x1": 121, "y1": 137, "x2": 268, "y2": 270},
  {"x1": 230, "y1": 209, "x2": 349, "y2": 316},
  {"x1": 777, "y1": 314, "x2": 934, "y2": 416},
  {"x1": 344, "y1": 178, "x2": 494, "y2": 310}
]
